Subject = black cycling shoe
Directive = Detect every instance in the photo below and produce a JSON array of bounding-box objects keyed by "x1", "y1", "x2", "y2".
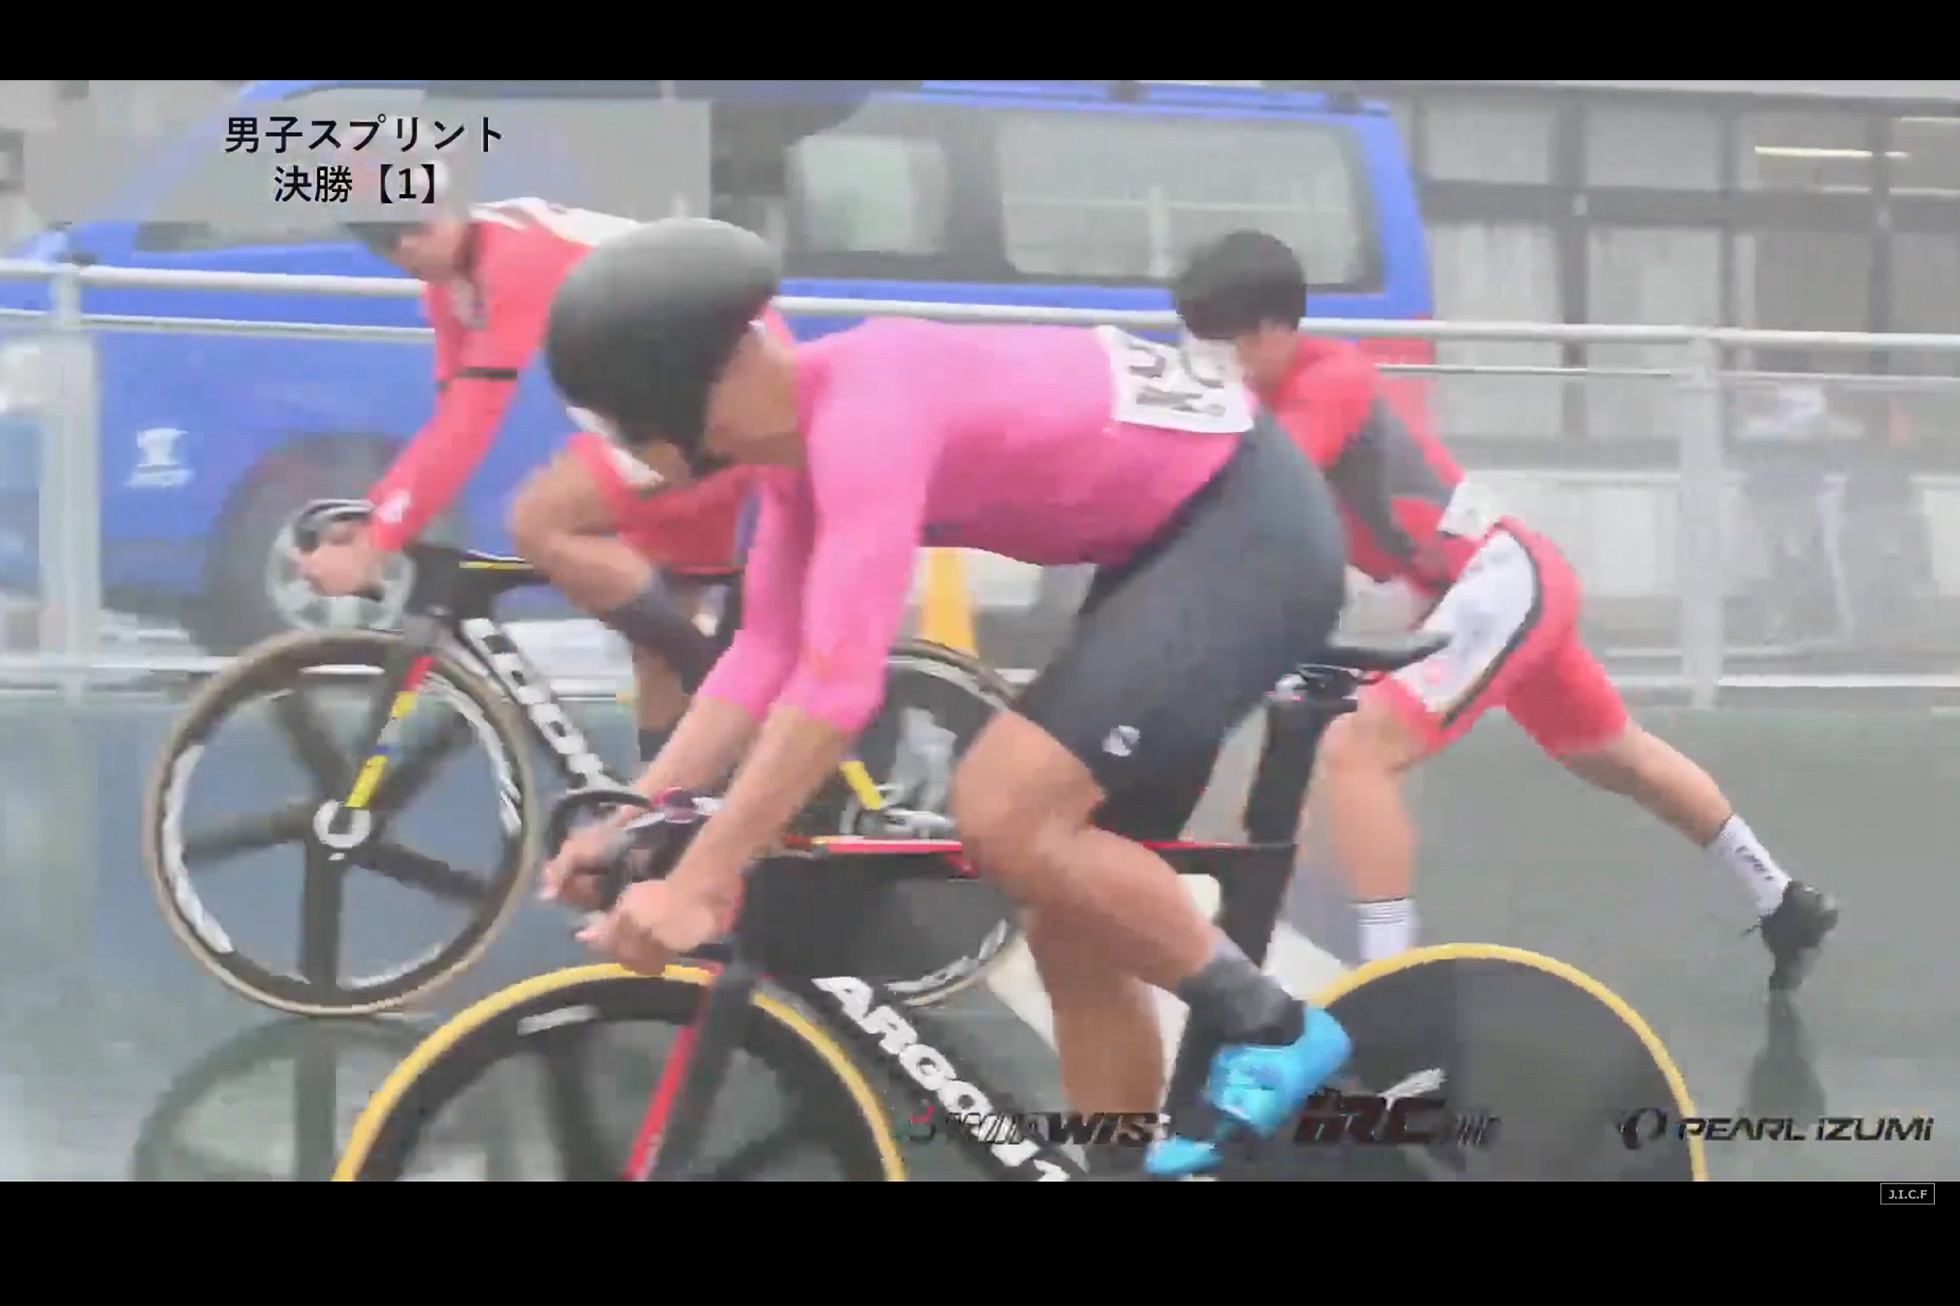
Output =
[{"x1": 1751, "y1": 882, "x2": 1839, "y2": 992}]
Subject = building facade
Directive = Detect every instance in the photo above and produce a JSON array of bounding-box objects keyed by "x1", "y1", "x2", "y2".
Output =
[
  {"x1": 1273, "y1": 80, "x2": 1960, "y2": 451},
  {"x1": 1293, "y1": 81, "x2": 1960, "y2": 345}
]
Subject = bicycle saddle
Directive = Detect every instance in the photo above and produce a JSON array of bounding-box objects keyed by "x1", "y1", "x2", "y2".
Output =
[{"x1": 1308, "y1": 630, "x2": 1449, "y2": 675}]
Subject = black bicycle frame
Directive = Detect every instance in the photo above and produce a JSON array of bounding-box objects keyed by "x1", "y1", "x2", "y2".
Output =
[
  {"x1": 343, "y1": 543, "x2": 639, "y2": 801},
  {"x1": 643, "y1": 687, "x2": 1348, "y2": 1183}
]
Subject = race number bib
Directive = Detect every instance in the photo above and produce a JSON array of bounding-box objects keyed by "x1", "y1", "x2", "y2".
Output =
[
  {"x1": 1096, "y1": 327, "x2": 1255, "y2": 435},
  {"x1": 1438, "y1": 478, "x2": 1506, "y2": 541}
]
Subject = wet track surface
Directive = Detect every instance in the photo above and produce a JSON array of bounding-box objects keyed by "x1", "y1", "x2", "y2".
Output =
[{"x1": 3, "y1": 691, "x2": 1955, "y2": 1181}]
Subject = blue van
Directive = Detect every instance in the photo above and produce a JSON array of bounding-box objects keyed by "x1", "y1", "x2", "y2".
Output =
[{"x1": 0, "y1": 79, "x2": 1430, "y2": 652}]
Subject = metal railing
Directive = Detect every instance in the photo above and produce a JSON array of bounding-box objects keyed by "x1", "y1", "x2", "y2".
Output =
[{"x1": 3, "y1": 257, "x2": 1960, "y2": 704}]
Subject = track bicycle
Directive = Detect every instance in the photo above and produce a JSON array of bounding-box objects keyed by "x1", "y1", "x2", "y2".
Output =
[
  {"x1": 141, "y1": 499, "x2": 1022, "y2": 1018},
  {"x1": 335, "y1": 631, "x2": 1709, "y2": 1182}
]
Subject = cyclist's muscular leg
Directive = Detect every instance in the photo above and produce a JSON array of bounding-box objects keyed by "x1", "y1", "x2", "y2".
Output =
[
  {"x1": 1024, "y1": 905, "x2": 1165, "y2": 1113},
  {"x1": 508, "y1": 447, "x2": 657, "y2": 610},
  {"x1": 629, "y1": 648, "x2": 691, "y2": 751},
  {"x1": 1319, "y1": 527, "x2": 1577, "y2": 962},
  {"x1": 508, "y1": 447, "x2": 719, "y2": 729},
  {"x1": 1512, "y1": 639, "x2": 1801, "y2": 918},
  {"x1": 1310, "y1": 695, "x2": 1429, "y2": 959},
  {"x1": 954, "y1": 718, "x2": 1215, "y2": 994},
  {"x1": 956, "y1": 416, "x2": 1355, "y2": 1163},
  {"x1": 1020, "y1": 756, "x2": 1217, "y2": 1115}
]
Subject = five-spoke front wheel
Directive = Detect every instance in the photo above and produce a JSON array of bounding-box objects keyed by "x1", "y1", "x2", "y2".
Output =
[{"x1": 141, "y1": 630, "x2": 541, "y2": 1015}]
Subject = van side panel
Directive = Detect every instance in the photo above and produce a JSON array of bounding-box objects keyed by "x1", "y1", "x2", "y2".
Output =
[{"x1": 2, "y1": 79, "x2": 1434, "y2": 620}]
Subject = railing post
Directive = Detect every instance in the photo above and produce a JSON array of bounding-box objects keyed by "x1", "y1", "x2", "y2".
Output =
[
  {"x1": 42, "y1": 264, "x2": 99, "y2": 700},
  {"x1": 1676, "y1": 333, "x2": 1725, "y2": 710}
]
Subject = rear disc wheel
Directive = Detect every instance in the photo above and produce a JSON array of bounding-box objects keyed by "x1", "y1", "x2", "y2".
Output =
[{"x1": 1211, "y1": 944, "x2": 1707, "y2": 1182}]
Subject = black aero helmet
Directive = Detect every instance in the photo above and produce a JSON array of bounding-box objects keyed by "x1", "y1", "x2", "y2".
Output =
[
  {"x1": 1171, "y1": 230, "x2": 1308, "y2": 341},
  {"x1": 546, "y1": 217, "x2": 781, "y2": 453},
  {"x1": 341, "y1": 156, "x2": 462, "y2": 257}
]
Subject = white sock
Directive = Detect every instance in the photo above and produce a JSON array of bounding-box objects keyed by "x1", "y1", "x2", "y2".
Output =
[
  {"x1": 1356, "y1": 898, "x2": 1417, "y2": 964},
  {"x1": 1706, "y1": 814, "x2": 1792, "y2": 916}
]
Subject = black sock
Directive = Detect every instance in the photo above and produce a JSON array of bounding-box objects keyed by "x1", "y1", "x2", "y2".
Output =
[
  {"x1": 598, "y1": 581, "x2": 714, "y2": 692},
  {"x1": 1173, "y1": 938, "x2": 1305, "y2": 1046}
]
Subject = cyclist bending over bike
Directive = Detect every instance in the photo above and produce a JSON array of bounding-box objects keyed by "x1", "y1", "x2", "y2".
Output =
[
  {"x1": 537, "y1": 217, "x2": 1354, "y2": 1178},
  {"x1": 1169, "y1": 231, "x2": 1838, "y2": 983},
  {"x1": 298, "y1": 158, "x2": 782, "y2": 762}
]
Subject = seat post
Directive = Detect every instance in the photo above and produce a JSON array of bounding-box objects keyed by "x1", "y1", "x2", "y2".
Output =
[{"x1": 1241, "y1": 695, "x2": 1339, "y2": 844}]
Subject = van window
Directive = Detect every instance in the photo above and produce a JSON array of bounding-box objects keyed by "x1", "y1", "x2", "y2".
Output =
[
  {"x1": 996, "y1": 111, "x2": 1375, "y2": 289},
  {"x1": 138, "y1": 85, "x2": 429, "y2": 252},
  {"x1": 790, "y1": 133, "x2": 949, "y2": 255}
]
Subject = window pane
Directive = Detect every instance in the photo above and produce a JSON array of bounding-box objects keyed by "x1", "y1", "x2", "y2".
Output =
[
  {"x1": 1735, "y1": 229, "x2": 1872, "y2": 331},
  {"x1": 791, "y1": 133, "x2": 948, "y2": 255},
  {"x1": 1887, "y1": 233, "x2": 1960, "y2": 446},
  {"x1": 1890, "y1": 115, "x2": 1960, "y2": 199},
  {"x1": 1891, "y1": 232, "x2": 1960, "y2": 338},
  {"x1": 1586, "y1": 226, "x2": 1722, "y2": 439},
  {"x1": 1583, "y1": 103, "x2": 1720, "y2": 191},
  {"x1": 996, "y1": 111, "x2": 1372, "y2": 286},
  {"x1": 1422, "y1": 95, "x2": 1554, "y2": 184},
  {"x1": 1737, "y1": 111, "x2": 1876, "y2": 194},
  {"x1": 1733, "y1": 229, "x2": 1873, "y2": 372},
  {"x1": 1428, "y1": 221, "x2": 1562, "y2": 439}
]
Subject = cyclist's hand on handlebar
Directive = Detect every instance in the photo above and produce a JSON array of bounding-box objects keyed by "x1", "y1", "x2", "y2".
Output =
[
  {"x1": 577, "y1": 878, "x2": 728, "y2": 976},
  {"x1": 540, "y1": 809, "x2": 635, "y2": 908},
  {"x1": 298, "y1": 522, "x2": 383, "y2": 598}
]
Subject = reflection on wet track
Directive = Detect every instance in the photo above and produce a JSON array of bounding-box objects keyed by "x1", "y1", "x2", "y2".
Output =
[{"x1": 3, "y1": 695, "x2": 1953, "y2": 1180}]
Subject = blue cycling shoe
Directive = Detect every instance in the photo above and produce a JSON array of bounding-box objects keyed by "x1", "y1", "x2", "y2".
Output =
[
  {"x1": 1212, "y1": 1005, "x2": 1353, "y2": 1134},
  {"x1": 1144, "y1": 1134, "x2": 1222, "y2": 1178},
  {"x1": 1143, "y1": 1005, "x2": 1353, "y2": 1178}
]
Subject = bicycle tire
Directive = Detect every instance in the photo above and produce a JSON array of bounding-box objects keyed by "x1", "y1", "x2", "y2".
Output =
[
  {"x1": 141, "y1": 628, "x2": 542, "y2": 1017},
  {"x1": 1272, "y1": 942, "x2": 1708, "y2": 1182},
  {"x1": 333, "y1": 964, "x2": 905, "y2": 1182},
  {"x1": 803, "y1": 639, "x2": 1024, "y2": 1008},
  {"x1": 130, "y1": 1016, "x2": 428, "y2": 1182}
]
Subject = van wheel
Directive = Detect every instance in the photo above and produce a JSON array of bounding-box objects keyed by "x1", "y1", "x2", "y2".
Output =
[{"x1": 189, "y1": 440, "x2": 463, "y2": 656}]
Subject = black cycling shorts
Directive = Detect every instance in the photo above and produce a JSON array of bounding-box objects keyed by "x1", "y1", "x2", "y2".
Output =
[{"x1": 1015, "y1": 412, "x2": 1348, "y2": 839}]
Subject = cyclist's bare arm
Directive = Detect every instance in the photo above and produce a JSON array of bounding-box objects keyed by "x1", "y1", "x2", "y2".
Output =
[
  {"x1": 633, "y1": 695, "x2": 762, "y2": 799},
  {"x1": 619, "y1": 483, "x2": 809, "y2": 808},
  {"x1": 671, "y1": 376, "x2": 934, "y2": 898}
]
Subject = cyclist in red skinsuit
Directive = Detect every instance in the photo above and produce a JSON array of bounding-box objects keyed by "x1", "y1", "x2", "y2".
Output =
[
  {"x1": 1173, "y1": 230, "x2": 1838, "y2": 991},
  {"x1": 299, "y1": 169, "x2": 786, "y2": 760}
]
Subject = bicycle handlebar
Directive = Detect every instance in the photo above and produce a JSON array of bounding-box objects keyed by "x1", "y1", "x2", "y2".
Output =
[
  {"x1": 289, "y1": 499, "x2": 391, "y2": 604},
  {"x1": 291, "y1": 498, "x2": 376, "y2": 553},
  {"x1": 544, "y1": 786, "x2": 719, "y2": 913}
]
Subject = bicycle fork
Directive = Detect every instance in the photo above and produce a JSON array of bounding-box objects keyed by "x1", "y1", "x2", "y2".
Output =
[
  {"x1": 626, "y1": 959, "x2": 764, "y2": 1182},
  {"x1": 321, "y1": 613, "x2": 450, "y2": 843}
]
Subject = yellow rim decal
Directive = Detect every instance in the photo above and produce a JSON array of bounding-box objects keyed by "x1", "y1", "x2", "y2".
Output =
[
  {"x1": 333, "y1": 964, "x2": 906, "y2": 1182},
  {"x1": 1311, "y1": 941, "x2": 1709, "y2": 1182}
]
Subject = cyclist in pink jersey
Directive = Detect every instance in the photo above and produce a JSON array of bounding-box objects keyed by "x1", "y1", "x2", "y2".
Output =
[
  {"x1": 297, "y1": 159, "x2": 774, "y2": 762},
  {"x1": 535, "y1": 217, "x2": 1354, "y2": 1178}
]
